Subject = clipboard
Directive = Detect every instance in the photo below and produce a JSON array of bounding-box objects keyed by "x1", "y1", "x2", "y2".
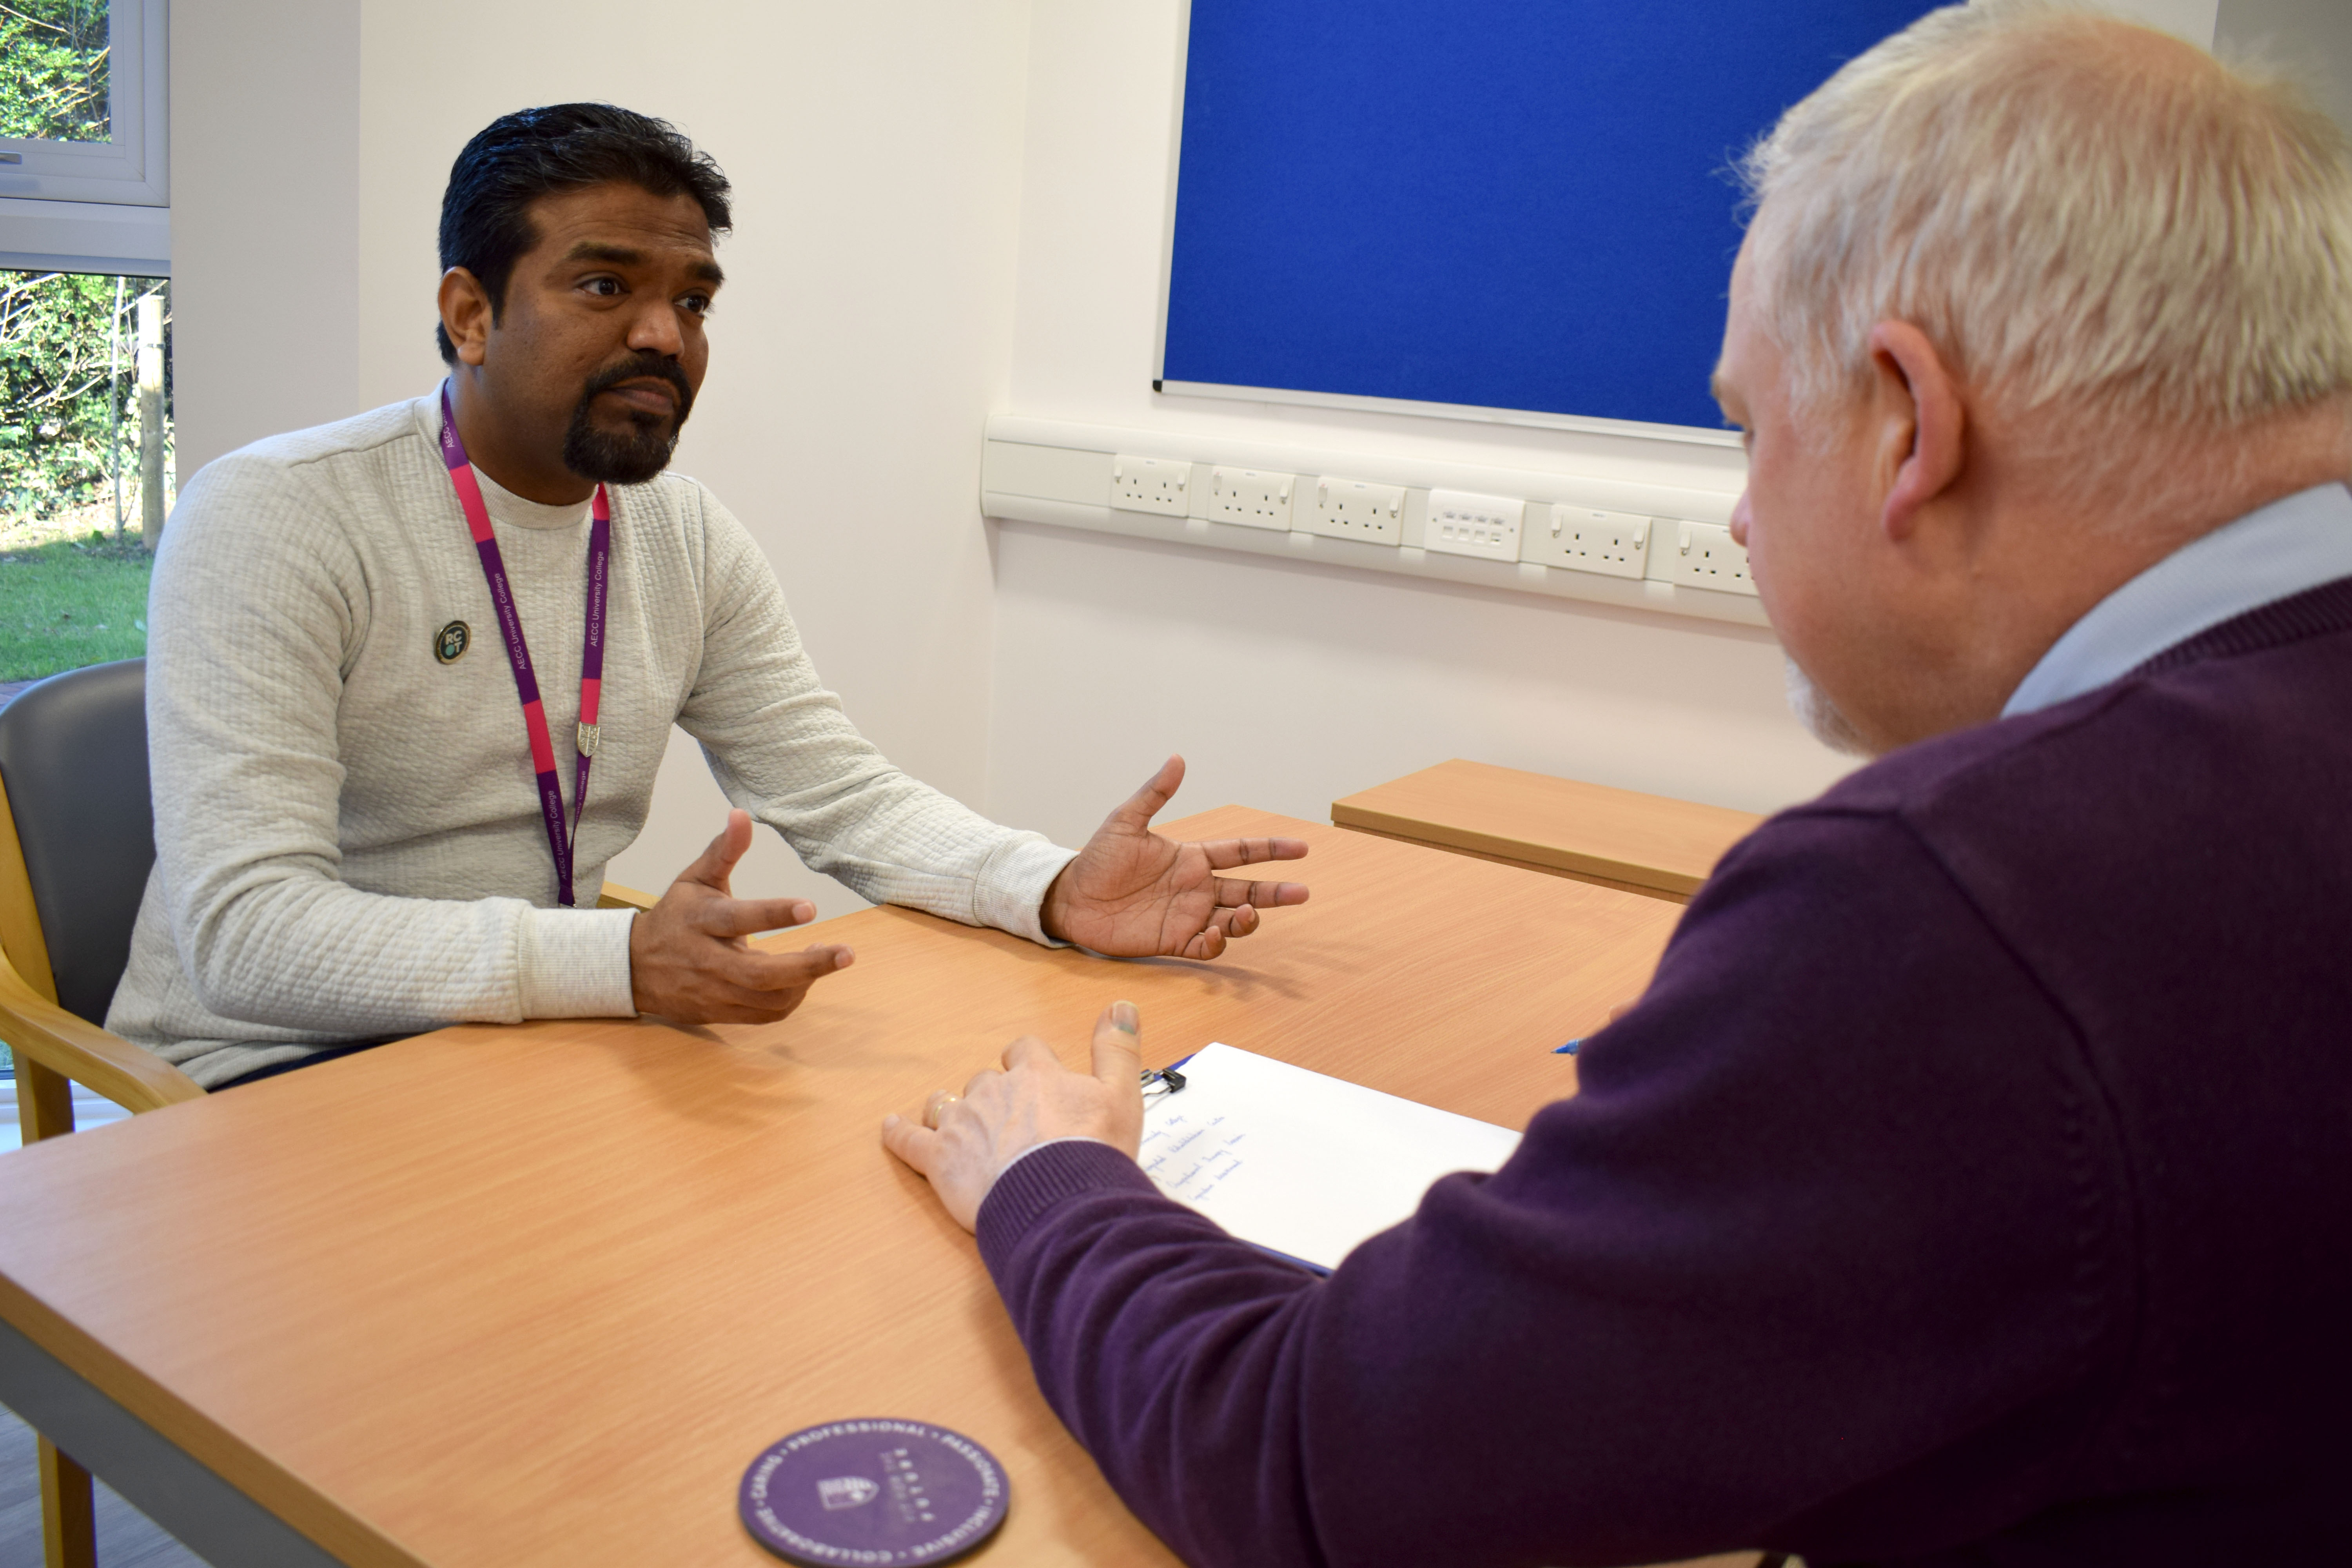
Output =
[{"x1": 1135, "y1": 1043, "x2": 1523, "y2": 1274}]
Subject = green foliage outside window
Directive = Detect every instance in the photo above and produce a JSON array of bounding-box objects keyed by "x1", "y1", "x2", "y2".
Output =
[
  {"x1": 1, "y1": 0, "x2": 112, "y2": 144},
  {"x1": 2, "y1": 7, "x2": 168, "y2": 704},
  {"x1": 3, "y1": 0, "x2": 166, "y2": 537},
  {"x1": 0, "y1": 271, "x2": 171, "y2": 531},
  {"x1": 4, "y1": 0, "x2": 166, "y2": 539}
]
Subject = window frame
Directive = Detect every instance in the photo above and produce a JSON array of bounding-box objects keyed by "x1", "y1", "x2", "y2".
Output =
[{"x1": 0, "y1": 0, "x2": 169, "y2": 205}]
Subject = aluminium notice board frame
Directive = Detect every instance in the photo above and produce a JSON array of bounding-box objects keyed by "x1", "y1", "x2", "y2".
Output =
[{"x1": 1152, "y1": 0, "x2": 1944, "y2": 448}]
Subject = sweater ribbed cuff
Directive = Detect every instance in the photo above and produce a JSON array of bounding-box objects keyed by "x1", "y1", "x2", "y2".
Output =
[
  {"x1": 975, "y1": 835, "x2": 1081, "y2": 947},
  {"x1": 517, "y1": 906, "x2": 639, "y2": 1019},
  {"x1": 976, "y1": 1138, "x2": 1161, "y2": 1276}
]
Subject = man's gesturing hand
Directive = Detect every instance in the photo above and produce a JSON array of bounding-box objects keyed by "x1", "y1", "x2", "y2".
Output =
[
  {"x1": 628, "y1": 809, "x2": 853, "y2": 1024},
  {"x1": 882, "y1": 1002, "x2": 1147, "y2": 1232},
  {"x1": 1040, "y1": 756, "x2": 1308, "y2": 960}
]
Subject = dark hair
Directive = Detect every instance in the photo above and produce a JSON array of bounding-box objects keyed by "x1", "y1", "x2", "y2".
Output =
[{"x1": 435, "y1": 103, "x2": 732, "y2": 363}]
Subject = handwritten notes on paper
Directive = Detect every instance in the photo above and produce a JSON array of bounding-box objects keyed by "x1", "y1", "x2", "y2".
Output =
[
  {"x1": 1143, "y1": 1108, "x2": 1250, "y2": 1205},
  {"x1": 1137, "y1": 1043, "x2": 1524, "y2": 1274}
]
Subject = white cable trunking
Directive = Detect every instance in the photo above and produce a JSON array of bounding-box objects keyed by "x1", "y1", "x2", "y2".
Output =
[{"x1": 980, "y1": 415, "x2": 1768, "y2": 630}]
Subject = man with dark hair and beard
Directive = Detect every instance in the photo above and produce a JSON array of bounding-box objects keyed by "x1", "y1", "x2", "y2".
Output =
[{"x1": 111, "y1": 104, "x2": 1306, "y2": 1091}]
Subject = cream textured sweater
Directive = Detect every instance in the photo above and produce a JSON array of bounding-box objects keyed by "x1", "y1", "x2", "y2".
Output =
[{"x1": 108, "y1": 395, "x2": 1075, "y2": 1087}]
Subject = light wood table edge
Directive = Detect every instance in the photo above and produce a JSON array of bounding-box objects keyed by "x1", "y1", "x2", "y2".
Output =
[
  {"x1": 1332, "y1": 803, "x2": 1702, "y2": 901},
  {"x1": 1, "y1": 1310, "x2": 343, "y2": 1568},
  {"x1": 0, "y1": 1272, "x2": 425, "y2": 1568},
  {"x1": 0, "y1": 1196, "x2": 1779, "y2": 1568}
]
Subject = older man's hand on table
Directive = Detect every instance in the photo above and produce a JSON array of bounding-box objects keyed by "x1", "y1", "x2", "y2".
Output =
[
  {"x1": 1042, "y1": 756, "x2": 1310, "y2": 959},
  {"x1": 883, "y1": 1002, "x2": 1148, "y2": 1232}
]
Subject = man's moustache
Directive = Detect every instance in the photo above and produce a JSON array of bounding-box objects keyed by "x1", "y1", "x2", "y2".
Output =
[{"x1": 584, "y1": 358, "x2": 693, "y2": 418}]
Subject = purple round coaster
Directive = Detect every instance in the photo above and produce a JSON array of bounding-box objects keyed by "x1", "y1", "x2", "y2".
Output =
[{"x1": 739, "y1": 1419, "x2": 1010, "y2": 1566}]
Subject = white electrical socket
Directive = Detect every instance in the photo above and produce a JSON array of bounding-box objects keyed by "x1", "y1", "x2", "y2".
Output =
[
  {"x1": 1109, "y1": 455, "x2": 1192, "y2": 517},
  {"x1": 1527, "y1": 505, "x2": 1650, "y2": 580},
  {"x1": 1423, "y1": 489, "x2": 1524, "y2": 563},
  {"x1": 1301, "y1": 476, "x2": 1405, "y2": 543},
  {"x1": 1671, "y1": 520, "x2": 1758, "y2": 595},
  {"x1": 1209, "y1": 467, "x2": 1295, "y2": 531}
]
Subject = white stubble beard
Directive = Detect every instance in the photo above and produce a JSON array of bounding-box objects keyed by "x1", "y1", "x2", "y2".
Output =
[{"x1": 1784, "y1": 655, "x2": 1876, "y2": 757}]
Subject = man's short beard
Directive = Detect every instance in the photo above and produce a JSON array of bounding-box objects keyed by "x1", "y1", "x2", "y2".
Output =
[
  {"x1": 1784, "y1": 655, "x2": 1875, "y2": 757},
  {"x1": 561, "y1": 354, "x2": 695, "y2": 485}
]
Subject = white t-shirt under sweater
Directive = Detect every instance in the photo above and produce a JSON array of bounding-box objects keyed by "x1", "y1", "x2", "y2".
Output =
[{"x1": 107, "y1": 394, "x2": 1077, "y2": 1087}]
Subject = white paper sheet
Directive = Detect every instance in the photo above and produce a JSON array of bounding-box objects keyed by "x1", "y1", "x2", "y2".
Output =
[{"x1": 1137, "y1": 1042, "x2": 1523, "y2": 1273}]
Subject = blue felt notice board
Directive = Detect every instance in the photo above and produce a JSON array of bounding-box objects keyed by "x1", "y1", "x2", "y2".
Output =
[{"x1": 1160, "y1": 1, "x2": 1946, "y2": 434}]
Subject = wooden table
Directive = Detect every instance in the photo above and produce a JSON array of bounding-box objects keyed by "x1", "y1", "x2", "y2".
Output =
[
  {"x1": 0, "y1": 808, "x2": 1733, "y2": 1568},
  {"x1": 1333, "y1": 759, "x2": 1765, "y2": 902}
]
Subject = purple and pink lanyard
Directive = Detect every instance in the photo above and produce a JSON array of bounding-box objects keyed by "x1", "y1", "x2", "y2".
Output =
[{"x1": 437, "y1": 384, "x2": 608, "y2": 907}]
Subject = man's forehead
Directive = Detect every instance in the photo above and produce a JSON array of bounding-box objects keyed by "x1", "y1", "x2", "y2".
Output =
[
  {"x1": 1711, "y1": 245, "x2": 1762, "y2": 414},
  {"x1": 523, "y1": 183, "x2": 716, "y2": 266}
]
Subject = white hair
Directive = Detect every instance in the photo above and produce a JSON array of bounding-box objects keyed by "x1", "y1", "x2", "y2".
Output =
[{"x1": 1738, "y1": 1, "x2": 2352, "y2": 440}]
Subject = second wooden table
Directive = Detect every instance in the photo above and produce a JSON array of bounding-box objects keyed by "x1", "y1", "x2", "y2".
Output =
[{"x1": 1334, "y1": 758, "x2": 1764, "y2": 902}]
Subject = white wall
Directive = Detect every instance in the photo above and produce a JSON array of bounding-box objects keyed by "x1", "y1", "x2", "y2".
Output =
[
  {"x1": 984, "y1": 0, "x2": 1851, "y2": 846},
  {"x1": 347, "y1": 1, "x2": 1032, "y2": 912},
  {"x1": 2218, "y1": 0, "x2": 2352, "y2": 130},
  {"x1": 171, "y1": 0, "x2": 362, "y2": 476},
  {"x1": 2120, "y1": 0, "x2": 2221, "y2": 45}
]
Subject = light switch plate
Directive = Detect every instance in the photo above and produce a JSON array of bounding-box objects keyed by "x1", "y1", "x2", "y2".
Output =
[{"x1": 1423, "y1": 488, "x2": 1524, "y2": 562}]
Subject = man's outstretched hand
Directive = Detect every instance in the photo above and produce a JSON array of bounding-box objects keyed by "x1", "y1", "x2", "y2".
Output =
[
  {"x1": 628, "y1": 808, "x2": 853, "y2": 1024},
  {"x1": 1040, "y1": 756, "x2": 1308, "y2": 960}
]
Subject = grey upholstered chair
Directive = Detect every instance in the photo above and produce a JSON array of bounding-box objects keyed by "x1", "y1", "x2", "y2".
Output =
[{"x1": 0, "y1": 659, "x2": 201, "y2": 1568}]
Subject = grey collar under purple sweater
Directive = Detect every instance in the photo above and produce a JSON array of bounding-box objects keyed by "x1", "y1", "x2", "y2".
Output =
[{"x1": 973, "y1": 575, "x2": 2352, "y2": 1568}]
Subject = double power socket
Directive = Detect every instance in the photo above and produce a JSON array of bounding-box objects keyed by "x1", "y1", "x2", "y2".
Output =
[{"x1": 1107, "y1": 455, "x2": 1753, "y2": 595}]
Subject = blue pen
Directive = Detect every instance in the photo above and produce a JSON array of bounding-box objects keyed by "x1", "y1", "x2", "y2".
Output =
[{"x1": 1555, "y1": 1038, "x2": 1581, "y2": 1055}]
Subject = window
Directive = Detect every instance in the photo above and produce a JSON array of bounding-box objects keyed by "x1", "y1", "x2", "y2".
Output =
[
  {"x1": 0, "y1": 0, "x2": 170, "y2": 276},
  {"x1": 0, "y1": 2, "x2": 171, "y2": 1098},
  {"x1": 1, "y1": 0, "x2": 167, "y2": 204}
]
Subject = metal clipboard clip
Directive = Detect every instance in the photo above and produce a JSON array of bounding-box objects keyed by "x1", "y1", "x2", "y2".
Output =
[{"x1": 1139, "y1": 1065, "x2": 1188, "y2": 1103}]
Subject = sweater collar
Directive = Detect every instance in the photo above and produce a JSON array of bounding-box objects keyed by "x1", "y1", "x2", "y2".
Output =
[
  {"x1": 2003, "y1": 482, "x2": 2352, "y2": 718},
  {"x1": 421, "y1": 392, "x2": 597, "y2": 532}
]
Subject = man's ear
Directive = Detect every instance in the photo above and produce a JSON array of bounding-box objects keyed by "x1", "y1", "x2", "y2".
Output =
[
  {"x1": 1867, "y1": 320, "x2": 1965, "y2": 541},
  {"x1": 436, "y1": 269, "x2": 494, "y2": 368}
]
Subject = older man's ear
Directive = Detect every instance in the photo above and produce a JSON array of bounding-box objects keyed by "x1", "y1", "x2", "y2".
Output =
[{"x1": 1866, "y1": 319, "x2": 1967, "y2": 543}]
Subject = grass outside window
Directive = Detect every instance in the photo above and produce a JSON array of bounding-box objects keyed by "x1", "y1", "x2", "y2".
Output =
[{"x1": 0, "y1": 534, "x2": 152, "y2": 682}]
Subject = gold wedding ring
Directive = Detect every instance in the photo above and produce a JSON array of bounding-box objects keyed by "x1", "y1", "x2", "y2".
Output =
[{"x1": 923, "y1": 1091, "x2": 962, "y2": 1130}]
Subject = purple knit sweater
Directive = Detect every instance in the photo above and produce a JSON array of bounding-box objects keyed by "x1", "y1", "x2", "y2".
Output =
[{"x1": 975, "y1": 578, "x2": 2352, "y2": 1568}]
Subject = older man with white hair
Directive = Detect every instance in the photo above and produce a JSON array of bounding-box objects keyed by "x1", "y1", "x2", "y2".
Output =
[{"x1": 883, "y1": 5, "x2": 2352, "y2": 1564}]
